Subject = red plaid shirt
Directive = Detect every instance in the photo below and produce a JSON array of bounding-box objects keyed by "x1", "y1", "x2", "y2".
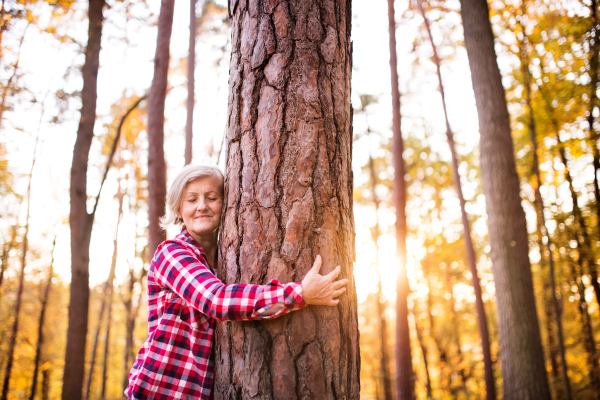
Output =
[{"x1": 125, "y1": 228, "x2": 305, "y2": 399}]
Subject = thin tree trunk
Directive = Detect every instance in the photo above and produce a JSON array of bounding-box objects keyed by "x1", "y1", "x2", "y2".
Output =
[
  {"x1": 0, "y1": 0, "x2": 6, "y2": 67},
  {"x1": 62, "y1": 2, "x2": 106, "y2": 399},
  {"x1": 84, "y1": 181, "x2": 124, "y2": 400},
  {"x1": 0, "y1": 24, "x2": 28, "y2": 131},
  {"x1": 459, "y1": 0, "x2": 551, "y2": 398},
  {"x1": 185, "y1": 0, "x2": 197, "y2": 165},
  {"x1": 416, "y1": 1, "x2": 495, "y2": 397},
  {"x1": 567, "y1": 246, "x2": 600, "y2": 395},
  {"x1": 122, "y1": 263, "x2": 147, "y2": 393},
  {"x1": 516, "y1": 5, "x2": 571, "y2": 397},
  {"x1": 387, "y1": 0, "x2": 414, "y2": 398},
  {"x1": 147, "y1": 0, "x2": 174, "y2": 259},
  {"x1": 100, "y1": 288, "x2": 113, "y2": 400},
  {"x1": 1, "y1": 132, "x2": 40, "y2": 400},
  {"x1": 445, "y1": 268, "x2": 467, "y2": 394},
  {"x1": 368, "y1": 154, "x2": 393, "y2": 400},
  {"x1": 0, "y1": 224, "x2": 18, "y2": 305},
  {"x1": 587, "y1": 0, "x2": 600, "y2": 242},
  {"x1": 412, "y1": 301, "x2": 432, "y2": 400},
  {"x1": 42, "y1": 370, "x2": 50, "y2": 400},
  {"x1": 422, "y1": 262, "x2": 448, "y2": 392},
  {"x1": 29, "y1": 236, "x2": 57, "y2": 400},
  {"x1": 215, "y1": 0, "x2": 359, "y2": 398}
]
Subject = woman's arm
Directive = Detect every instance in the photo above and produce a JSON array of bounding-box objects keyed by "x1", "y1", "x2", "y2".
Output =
[{"x1": 151, "y1": 242, "x2": 299, "y2": 321}]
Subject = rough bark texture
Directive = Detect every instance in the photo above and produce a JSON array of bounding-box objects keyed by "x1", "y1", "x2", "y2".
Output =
[
  {"x1": 459, "y1": 0, "x2": 551, "y2": 398},
  {"x1": 416, "y1": 1, "x2": 495, "y2": 397},
  {"x1": 588, "y1": 0, "x2": 600, "y2": 243},
  {"x1": 186, "y1": 0, "x2": 197, "y2": 165},
  {"x1": 215, "y1": 0, "x2": 359, "y2": 399},
  {"x1": 387, "y1": 0, "x2": 414, "y2": 399},
  {"x1": 147, "y1": 0, "x2": 174, "y2": 258},
  {"x1": 62, "y1": 2, "x2": 105, "y2": 399}
]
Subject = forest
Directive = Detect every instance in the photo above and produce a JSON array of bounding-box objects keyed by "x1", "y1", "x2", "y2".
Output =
[{"x1": 1, "y1": 0, "x2": 599, "y2": 399}]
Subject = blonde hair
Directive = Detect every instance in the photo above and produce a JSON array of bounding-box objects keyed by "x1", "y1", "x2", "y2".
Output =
[{"x1": 160, "y1": 164, "x2": 225, "y2": 230}]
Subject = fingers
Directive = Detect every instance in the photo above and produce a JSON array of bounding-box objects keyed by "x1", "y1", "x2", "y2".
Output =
[
  {"x1": 332, "y1": 278, "x2": 349, "y2": 290},
  {"x1": 325, "y1": 265, "x2": 341, "y2": 281},
  {"x1": 309, "y1": 255, "x2": 322, "y2": 275},
  {"x1": 332, "y1": 287, "x2": 346, "y2": 298}
]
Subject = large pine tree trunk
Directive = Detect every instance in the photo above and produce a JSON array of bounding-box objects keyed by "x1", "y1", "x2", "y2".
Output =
[
  {"x1": 459, "y1": 0, "x2": 551, "y2": 398},
  {"x1": 147, "y1": 0, "x2": 174, "y2": 258},
  {"x1": 185, "y1": 0, "x2": 197, "y2": 165},
  {"x1": 387, "y1": 0, "x2": 414, "y2": 398},
  {"x1": 62, "y1": 2, "x2": 105, "y2": 399},
  {"x1": 215, "y1": 0, "x2": 359, "y2": 398},
  {"x1": 416, "y1": 1, "x2": 495, "y2": 397}
]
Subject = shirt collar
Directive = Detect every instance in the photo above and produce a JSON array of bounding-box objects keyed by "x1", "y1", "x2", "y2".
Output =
[{"x1": 176, "y1": 227, "x2": 206, "y2": 253}]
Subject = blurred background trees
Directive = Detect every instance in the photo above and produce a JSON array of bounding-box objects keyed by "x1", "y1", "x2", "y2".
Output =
[{"x1": 3, "y1": 0, "x2": 600, "y2": 399}]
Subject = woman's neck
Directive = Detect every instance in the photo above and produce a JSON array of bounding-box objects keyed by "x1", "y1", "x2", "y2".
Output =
[{"x1": 188, "y1": 229, "x2": 218, "y2": 268}]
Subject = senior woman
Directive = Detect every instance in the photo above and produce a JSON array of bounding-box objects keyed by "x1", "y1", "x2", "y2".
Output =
[{"x1": 125, "y1": 165, "x2": 348, "y2": 399}]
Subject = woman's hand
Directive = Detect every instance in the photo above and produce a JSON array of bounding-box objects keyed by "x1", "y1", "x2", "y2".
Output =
[{"x1": 301, "y1": 255, "x2": 349, "y2": 306}]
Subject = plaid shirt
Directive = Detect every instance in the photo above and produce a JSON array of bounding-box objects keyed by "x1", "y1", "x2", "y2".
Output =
[{"x1": 125, "y1": 228, "x2": 305, "y2": 399}]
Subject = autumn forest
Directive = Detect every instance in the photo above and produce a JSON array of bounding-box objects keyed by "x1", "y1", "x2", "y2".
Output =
[{"x1": 1, "y1": 0, "x2": 600, "y2": 399}]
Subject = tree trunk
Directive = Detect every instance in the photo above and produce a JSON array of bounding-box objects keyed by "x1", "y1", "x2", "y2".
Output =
[
  {"x1": 520, "y1": 29, "x2": 571, "y2": 394},
  {"x1": 1, "y1": 130, "x2": 40, "y2": 400},
  {"x1": 62, "y1": 2, "x2": 106, "y2": 399},
  {"x1": 422, "y1": 262, "x2": 447, "y2": 391},
  {"x1": 588, "y1": 0, "x2": 600, "y2": 241},
  {"x1": 42, "y1": 370, "x2": 50, "y2": 400},
  {"x1": 100, "y1": 289, "x2": 113, "y2": 400},
  {"x1": 416, "y1": 1, "x2": 495, "y2": 397},
  {"x1": 84, "y1": 183, "x2": 123, "y2": 400},
  {"x1": 459, "y1": 0, "x2": 551, "y2": 398},
  {"x1": 215, "y1": 0, "x2": 359, "y2": 398},
  {"x1": 122, "y1": 262, "x2": 147, "y2": 393},
  {"x1": 387, "y1": 0, "x2": 414, "y2": 398},
  {"x1": 445, "y1": 268, "x2": 467, "y2": 394},
  {"x1": 0, "y1": 224, "x2": 18, "y2": 306},
  {"x1": 185, "y1": 0, "x2": 197, "y2": 165},
  {"x1": 29, "y1": 237, "x2": 57, "y2": 400},
  {"x1": 368, "y1": 155, "x2": 393, "y2": 400},
  {"x1": 412, "y1": 301, "x2": 432, "y2": 400},
  {"x1": 147, "y1": 0, "x2": 174, "y2": 258}
]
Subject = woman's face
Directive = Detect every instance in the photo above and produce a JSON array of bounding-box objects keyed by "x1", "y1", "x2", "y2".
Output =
[{"x1": 177, "y1": 176, "x2": 224, "y2": 239}]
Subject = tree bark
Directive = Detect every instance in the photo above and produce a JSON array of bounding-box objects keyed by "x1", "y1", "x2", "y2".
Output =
[
  {"x1": 29, "y1": 237, "x2": 57, "y2": 400},
  {"x1": 0, "y1": 223, "x2": 18, "y2": 306},
  {"x1": 459, "y1": 0, "x2": 551, "y2": 398},
  {"x1": 185, "y1": 0, "x2": 197, "y2": 165},
  {"x1": 368, "y1": 154, "x2": 393, "y2": 400},
  {"x1": 215, "y1": 0, "x2": 359, "y2": 398},
  {"x1": 62, "y1": 2, "x2": 105, "y2": 399},
  {"x1": 416, "y1": 1, "x2": 495, "y2": 397},
  {"x1": 147, "y1": 0, "x2": 174, "y2": 259},
  {"x1": 387, "y1": 1, "x2": 414, "y2": 399}
]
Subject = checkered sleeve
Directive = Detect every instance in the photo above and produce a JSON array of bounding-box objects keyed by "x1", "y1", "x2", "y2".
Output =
[{"x1": 153, "y1": 241, "x2": 306, "y2": 320}]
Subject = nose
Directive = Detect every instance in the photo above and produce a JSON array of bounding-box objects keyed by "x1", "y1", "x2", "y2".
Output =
[{"x1": 196, "y1": 197, "x2": 209, "y2": 212}]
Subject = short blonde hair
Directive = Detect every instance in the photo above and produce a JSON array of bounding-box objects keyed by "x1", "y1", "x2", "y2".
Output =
[{"x1": 160, "y1": 164, "x2": 225, "y2": 230}]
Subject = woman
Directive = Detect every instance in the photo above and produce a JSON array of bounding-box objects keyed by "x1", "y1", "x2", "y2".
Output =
[{"x1": 125, "y1": 165, "x2": 348, "y2": 399}]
